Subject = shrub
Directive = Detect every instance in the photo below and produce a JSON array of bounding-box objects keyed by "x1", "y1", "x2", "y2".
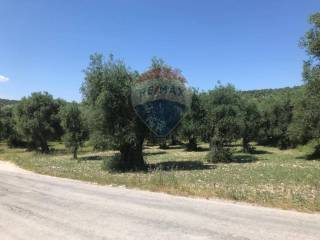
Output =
[
  {"x1": 7, "y1": 133, "x2": 27, "y2": 148},
  {"x1": 207, "y1": 144, "x2": 232, "y2": 163},
  {"x1": 101, "y1": 154, "x2": 147, "y2": 172}
]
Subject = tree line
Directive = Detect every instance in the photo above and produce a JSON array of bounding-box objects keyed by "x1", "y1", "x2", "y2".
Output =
[{"x1": 0, "y1": 12, "x2": 319, "y2": 170}]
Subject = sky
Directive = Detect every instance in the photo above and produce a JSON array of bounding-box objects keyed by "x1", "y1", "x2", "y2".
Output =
[{"x1": 0, "y1": 0, "x2": 319, "y2": 101}]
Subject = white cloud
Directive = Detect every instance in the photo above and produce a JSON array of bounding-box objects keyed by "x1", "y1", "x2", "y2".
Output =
[{"x1": 0, "y1": 75, "x2": 9, "y2": 82}]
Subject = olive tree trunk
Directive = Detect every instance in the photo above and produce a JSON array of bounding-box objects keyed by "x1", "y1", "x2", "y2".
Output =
[
  {"x1": 186, "y1": 136, "x2": 197, "y2": 151},
  {"x1": 40, "y1": 140, "x2": 49, "y2": 153},
  {"x1": 73, "y1": 146, "x2": 78, "y2": 159},
  {"x1": 119, "y1": 138, "x2": 145, "y2": 170},
  {"x1": 242, "y1": 136, "x2": 251, "y2": 153}
]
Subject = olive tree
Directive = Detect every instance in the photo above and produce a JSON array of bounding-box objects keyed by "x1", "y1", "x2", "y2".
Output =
[
  {"x1": 15, "y1": 92, "x2": 62, "y2": 153},
  {"x1": 239, "y1": 98, "x2": 260, "y2": 153},
  {"x1": 81, "y1": 54, "x2": 148, "y2": 170},
  {"x1": 290, "y1": 12, "x2": 320, "y2": 157},
  {"x1": 206, "y1": 84, "x2": 242, "y2": 162},
  {"x1": 59, "y1": 102, "x2": 87, "y2": 159},
  {"x1": 181, "y1": 89, "x2": 206, "y2": 151}
]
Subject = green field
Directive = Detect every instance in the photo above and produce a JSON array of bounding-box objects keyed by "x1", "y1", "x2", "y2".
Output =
[{"x1": 0, "y1": 142, "x2": 319, "y2": 212}]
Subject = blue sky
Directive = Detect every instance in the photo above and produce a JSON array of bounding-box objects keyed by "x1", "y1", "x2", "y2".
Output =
[{"x1": 0, "y1": 0, "x2": 319, "y2": 101}]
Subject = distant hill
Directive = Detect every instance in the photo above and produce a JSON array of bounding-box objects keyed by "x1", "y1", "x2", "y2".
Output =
[
  {"x1": 0, "y1": 86, "x2": 303, "y2": 107},
  {"x1": 240, "y1": 86, "x2": 303, "y2": 101},
  {"x1": 0, "y1": 98, "x2": 18, "y2": 107}
]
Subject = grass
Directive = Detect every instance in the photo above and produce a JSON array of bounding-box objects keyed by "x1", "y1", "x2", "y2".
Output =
[{"x1": 0, "y1": 142, "x2": 319, "y2": 212}]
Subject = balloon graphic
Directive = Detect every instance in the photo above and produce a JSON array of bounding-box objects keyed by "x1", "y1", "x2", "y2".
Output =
[{"x1": 131, "y1": 73, "x2": 188, "y2": 137}]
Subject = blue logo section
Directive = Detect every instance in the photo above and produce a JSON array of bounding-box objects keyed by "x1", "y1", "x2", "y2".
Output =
[{"x1": 131, "y1": 78, "x2": 187, "y2": 137}]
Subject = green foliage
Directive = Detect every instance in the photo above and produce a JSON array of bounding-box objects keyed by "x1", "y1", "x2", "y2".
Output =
[
  {"x1": 257, "y1": 95, "x2": 293, "y2": 149},
  {"x1": 0, "y1": 105, "x2": 25, "y2": 147},
  {"x1": 59, "y1": 102, "x2": 88, "y2": 159},
  {"x1": 181, "y1": 89, "x2": 206, "y2": 151},
  {"x1": 300, "y1": 12, "x2": 320, "y2": 58},
  {"x1": 207, "y1": 136, "x2": 232, "y2": 163},
  {"x1": 15, "y1": 92, "x2": 62, "y2": 153},
  {"x1": 242, "y1": 86, "x2": 301, "y2": 150},
  {"x1": 239, "y1": 98, "x2": 260, "y2": 152},
  {"x1": 0, "y1": 105, "x2": 15, "y2": 140},
  {"x1": 206, "y1": 84, "x2": 242, "y2": 162},
  {"x1": 140, "y1": 57, "x2": 186, "y2": 83},
  {"x1": 81, "y1": 54, "x2": 148, "y2": 169},
  {"x1": 288, "y1": 88, "x2": 314, "y2": 145},
  {"x1": 0, "y1": 98, "x2": 18, "y2": 107},
  {"x1": 241, "y1": 86, "x2": 302, "y2": 102},
  {"x1": 290, "y1": 11, "x2": 320, "y2": 157}
]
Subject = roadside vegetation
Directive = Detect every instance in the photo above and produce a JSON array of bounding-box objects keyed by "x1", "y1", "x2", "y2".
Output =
[{"x1": 0, "y1": 12, "x2": 319, "y2": 212}]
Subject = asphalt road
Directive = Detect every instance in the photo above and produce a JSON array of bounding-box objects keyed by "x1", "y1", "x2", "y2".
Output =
[{"x1": 0, "y1": 161, "x2": 320, "y2": 240}]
